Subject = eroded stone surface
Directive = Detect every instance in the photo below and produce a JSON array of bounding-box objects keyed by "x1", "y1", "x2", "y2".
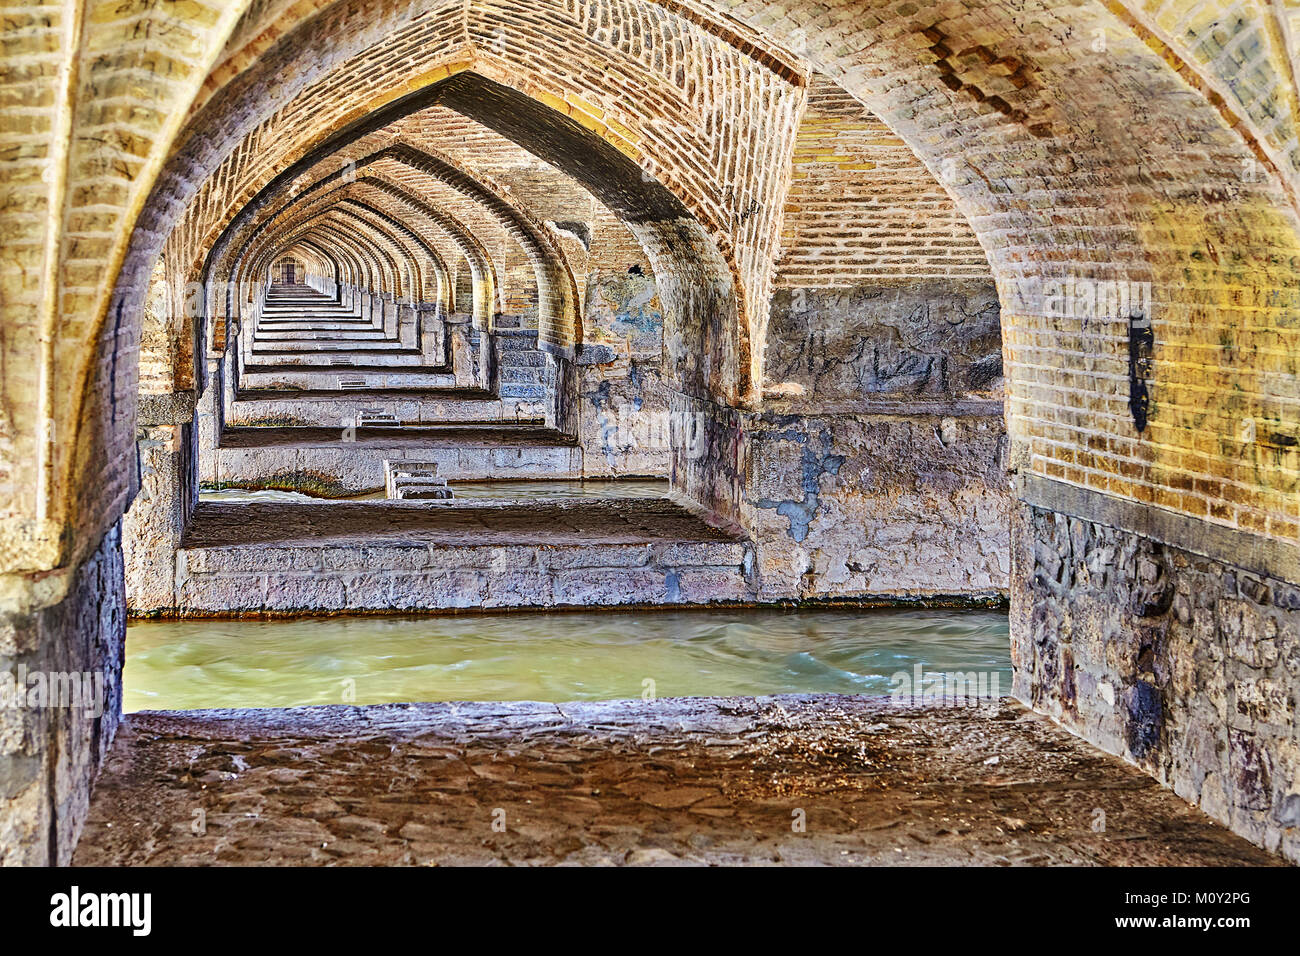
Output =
[
  {"x1": 1, "y1": 527, "x2": 126, "y2": 866},
  {"x1": 1014, "y1": 504, "x2": 1300, "y2": 865},
  {"x1": 72, "y1": 696, "x2": 1279, "y2": 867},
  {"x1": 168, "y1": 498, "x2": 750, "y2": 614}
]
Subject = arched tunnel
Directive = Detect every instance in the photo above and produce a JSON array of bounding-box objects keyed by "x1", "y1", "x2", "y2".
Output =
[{"x1": 0, "y1": 0, "x2": 1297, "y2": 876}]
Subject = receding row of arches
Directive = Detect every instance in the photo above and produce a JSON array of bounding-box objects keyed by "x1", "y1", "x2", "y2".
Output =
[{"x1": 2, "y1": 0, "x2": 1298, "y2": 866}]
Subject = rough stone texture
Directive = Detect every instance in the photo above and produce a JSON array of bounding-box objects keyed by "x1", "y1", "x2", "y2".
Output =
[
  {"x1": 1012, "y1": 503, "x2": 1300, "y2": 864},
  {"x1": 70, "y1": 696, "x2": 1279, "y2": 867},
  {"x1": 225, "y1": 389, "x2": 529, "y2": 428},
  {"x1": 583, "y1": 266, "x2": 663, "y2": 353},
  {"x1": 123, "y1": 424, "x2": 196, "y2": 612},
  {"x1": 749, "y1": 413, "x2": 1010, "y2": 600},
  {"x1": 161, "y1": 498, "x2": 749, "y2": 615},
  {"x1": 9, "y1": 0, "x2": 1300, "y2": 582},
  {"x1": 764, "y1": 282, "x2": 1003, "y2": 405},
  {"x1": 209, "y1": 426, "x2": 585, "y2": 494},
  {"x1": 5, "y1": 0, "x2": 1300, "y2": 872},
  {"x1": 0, "y1": 527, "x2": 126, "y2": 865},
  {"x1": 576, "y1": 359, "x2": 672, "y2": 478}
]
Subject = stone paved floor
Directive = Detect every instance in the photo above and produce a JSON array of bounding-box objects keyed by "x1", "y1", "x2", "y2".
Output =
[
  {"x1": 181, "y1": 498, "x2": 740, "y2": 549},
  {"x1": 72, "y1": 696, "x2": 1280, "y2": 866}
]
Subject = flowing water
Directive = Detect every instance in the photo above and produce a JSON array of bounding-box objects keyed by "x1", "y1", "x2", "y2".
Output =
[{"x1": 124, "y1": 608, "x2": 1010, "y2": 712}]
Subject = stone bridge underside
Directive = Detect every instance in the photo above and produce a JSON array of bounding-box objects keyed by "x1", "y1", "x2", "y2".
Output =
[{"x1": 1, "y1": 0, "x2": 1298, "y2": 866}]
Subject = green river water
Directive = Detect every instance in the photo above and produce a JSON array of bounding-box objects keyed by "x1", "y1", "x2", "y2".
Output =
[{"x1": 125, "y1": 607, "x2": 1010, "y2": 712}]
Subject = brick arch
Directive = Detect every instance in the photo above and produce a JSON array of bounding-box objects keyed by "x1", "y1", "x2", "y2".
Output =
[
  {"x1": 333, "y1": 199, "x2": 453, "y2": 308},
  {"x1": 743, "y1": 0, "x2": 1300, "y2": 545},
  {"x1": 226, "y1": 141, "x2": 583, "y2": 352},
  {"x1": 346, "y1": 177, "x2": 500, "y2": 324},
  {"x1": 1110, "y1": 0, "x2": 1299, "y2": 211},
  {"x1": 279, "y1": 243, "x2": 337, "y2": 286},
  {"x1": 288, "y1": 238, "x2": 356, "y2": 289},
  {"x1": 312, "y1": 213, "x2": 409, "y2": 296},
  {"x1": 50, "y1": 3, "x2": 793, "y2": 564},
  {"x1": 293, "y1": 214, "x2": 408, "y2": 297},
  {"x1": 145, "y1": 0, "x2": 790, "y2": 389},
  {"x1": 340, "y1": 190, "x2": 469, "y2": 312},
  {"x1": 210, "y1": 162, "x2": 501, "y2": 333},
  {"x1": 263, "y1": 216, "x2": 386, "y2": 292},
  {"x1": 162, "y1": 0, "x2": 798, "y2": 315},
  {"x1": 6, "y1": 0, "x2": 1297, "y2": 579},
  {"x1": 138, "y1": 256, "x2": 176, "y2": 397},
  {"x1": 215, "y1": 199, "x2": 414, "y2": 349},
  {"x1": 359, "y1": 156, "x2": 531, "y2": 319},
  {"x1": 219, "y1": 141, "x2": 543, "y2": 337},
  {"x1": 266, "y1": 222, "x2": 383, "y2": 294},
  {"x1": 262, "y1": 219, "x2": 384, "y2": 303},
  {"x1": 241, "y1": 196, "x2": 428, "y2": 303},
  {"x1": 328, "y1": 201, "x2": 441, "y2": 304}
]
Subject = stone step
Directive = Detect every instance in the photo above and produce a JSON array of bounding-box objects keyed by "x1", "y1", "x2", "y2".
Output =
[
  {"x1": 261, "y1": 307, "x2": 352, "y2": 315},
  {"x1": 252, "y1": 333, "x2": 400, "y2": 343},
  {"x1": 496, "y1": 335, "x2": 540, "y2": 352},
  {"x1": 210, "y1": 427, "x2": 581, "y2": 491},
  {"x1": 499, "y1": 350, "x2": 546, "y2": 367},
  {"x1": 257, "y1": 322, "x2": 374, "y2": 331},
  {"x1": 261, "y1": 303, "x2": 355, "y2": 311},
  {"x1": 257, "y1": 316, "x2": 374, "y2": 325},
  {"x1": 500, "y1": 367, "x2": 544, "y2": 385},
  {"x1": 226, "y1": 392, "x2": 543, "y2": 428},
  {"x1": 250, "y1": 341, "x2": 411, "y2": 352},
  {"x1": 218, "y1": 424, "x2": 573, "y2": 447},
  {"x1": 239, "y1": 366, "x2": 458, "y2": 388},
  {"x1": 255, "y1": 320, "x2": 384, "y2": 329},
  {"x1": 244, "y1": 351, "x2": 426, "y2": 367},
  {"x1": 173, "y1": 499, "x2": 749, "y2": 613},
  {"x1": 501, "y1": 383, "x2": 547, "y2": 400}
]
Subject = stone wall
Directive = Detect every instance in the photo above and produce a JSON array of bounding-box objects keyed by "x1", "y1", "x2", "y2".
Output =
[
  {"x1": 575, "y1": 359, "x2": 672, "y2": 478},
  {"x1": 1013, "y1": 501, "x2": 1300, "y2": 863},
  {"x1": 740, "y1": 276, "x2": 1010, "y2": 601},
  {"x1": 664, "y1": 402, "x2": 1010, "y2": 603},
  {"x1": 749, "y1": 412, "x2": 1008, "y2": 601},
  {"x1": 124, "y1": 423, "x2": 197, "y2": 612},
  {"x1": 170, "y1": 509, "x2": 750, "y2": 615},
  {"x1": 764, "y1": 282, "x2": 1002, "y2": 405},
  {"x1": 584, "y1": 268, "x2": 664, "y2": 355},
  {"x1": 0, "y1": 526, "x2": 126, "y2": 865}
]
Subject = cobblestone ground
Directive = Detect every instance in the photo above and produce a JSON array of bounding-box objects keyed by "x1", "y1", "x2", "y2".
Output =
[{"x1": 73, "y1": 696, "x2": 1281, "y2": 866}]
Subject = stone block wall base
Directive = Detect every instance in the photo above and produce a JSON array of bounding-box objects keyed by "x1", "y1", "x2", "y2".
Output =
[
  {"x1": 0, "y1": 525, "x2": 126, "y2": 865},
  {"x1": 1012, "y1": 502, "x2": 1300, "y2": 863},
  {"x1": 172, "y1": 538, "x2": 753, "y2": 614},
  {"x1": 212, "y1": 443, "x2": 585, "y2": 494}
]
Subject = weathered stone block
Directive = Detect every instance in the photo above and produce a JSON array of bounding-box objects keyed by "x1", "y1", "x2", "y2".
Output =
[{"x1": 1014, "y1": 502, "x2": 1300, "y2": 863}]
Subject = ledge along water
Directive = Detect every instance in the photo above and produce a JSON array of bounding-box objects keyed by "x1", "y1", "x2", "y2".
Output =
[{"x1": 199, "y1": 478, "x2": 671, "y2": 502}]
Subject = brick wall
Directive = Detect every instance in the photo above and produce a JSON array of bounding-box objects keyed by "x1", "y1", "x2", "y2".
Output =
[{"x1": 774, "y1": 75, "x2": 989, "y2": 288}]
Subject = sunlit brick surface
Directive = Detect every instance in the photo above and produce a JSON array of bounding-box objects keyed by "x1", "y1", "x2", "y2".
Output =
[
  {"x1": 3, "y1": 0, "x2": 1300, "y2": 866},
  {"x1": 2, "y1": 0, "x2": 1295, "y2": 572}
]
